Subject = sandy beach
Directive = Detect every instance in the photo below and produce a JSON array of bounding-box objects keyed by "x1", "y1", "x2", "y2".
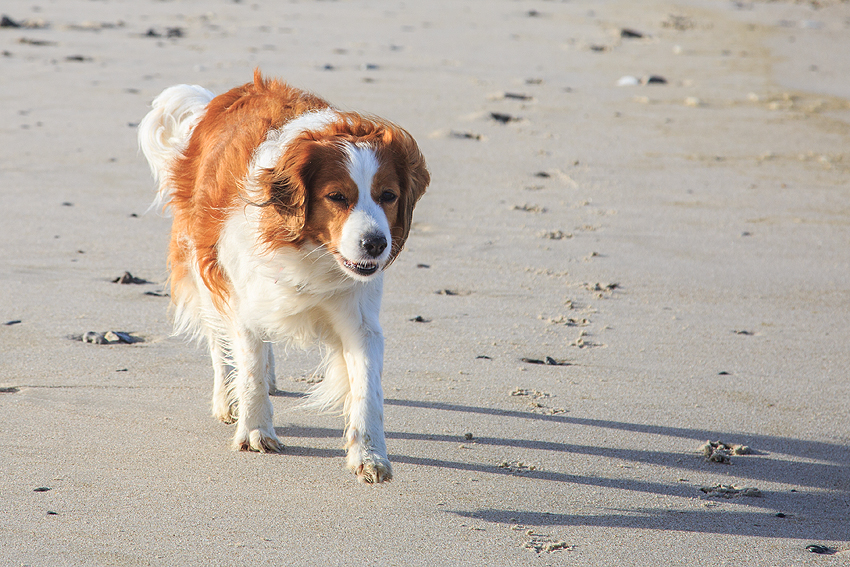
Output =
[{"x1": 1, "y1": 0, "x2": 848, "y2": 565}]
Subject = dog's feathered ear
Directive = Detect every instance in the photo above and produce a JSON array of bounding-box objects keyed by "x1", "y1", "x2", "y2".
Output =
[
  {"x1": 256, "y1": 137, "x2": 321, "y2": 244},
  {"x1": 387, "y1": 129, "x2": 430, "y2": 263}
]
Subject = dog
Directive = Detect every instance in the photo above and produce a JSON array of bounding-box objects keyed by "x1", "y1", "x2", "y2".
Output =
[{"x1": 138, "y1": 70, "x2": 429, "y2": 483}]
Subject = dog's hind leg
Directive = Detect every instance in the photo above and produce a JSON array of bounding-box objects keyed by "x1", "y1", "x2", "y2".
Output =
[
  {"x1": 210, "y1": 334, "x2": 236, "y2": 424},
  {"x1": 264, "y1": 342, "x2": 277, "y2": 395}
]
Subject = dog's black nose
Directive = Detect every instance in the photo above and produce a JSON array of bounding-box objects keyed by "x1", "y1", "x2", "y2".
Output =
[{"x1": 361, "y1": 234, "x2": 388, "y2": 258}]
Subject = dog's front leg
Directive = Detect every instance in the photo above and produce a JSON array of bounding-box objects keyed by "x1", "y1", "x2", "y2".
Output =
[
  {"x1": 343, "y1": 327, "x2": 392, "y2": 483},
  {"x1": 231, "y1": 327, "x2": 283, "y2": 453}
]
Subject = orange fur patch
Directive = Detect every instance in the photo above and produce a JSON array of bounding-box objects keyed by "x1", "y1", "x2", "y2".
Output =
[{"x1": 168, "y1": 71, "x2": 328, "y2": 307}]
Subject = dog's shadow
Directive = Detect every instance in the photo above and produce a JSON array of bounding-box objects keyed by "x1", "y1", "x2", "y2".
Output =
[
  {"x1": 271, "y1": 390, "x2": 849, "y2": 542},
  {"x1": 273, "y1": 423, "x2": 340, "y2": 459}
]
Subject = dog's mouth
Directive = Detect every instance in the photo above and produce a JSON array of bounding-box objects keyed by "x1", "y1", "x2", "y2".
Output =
[{"x1": 340, "y1": 257, "x2": 380, "y2": 277}]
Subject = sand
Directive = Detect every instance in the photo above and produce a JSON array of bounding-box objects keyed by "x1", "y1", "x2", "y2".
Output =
[{"x1": 1, "y1": 0, "x2": 848, "y2": 565}]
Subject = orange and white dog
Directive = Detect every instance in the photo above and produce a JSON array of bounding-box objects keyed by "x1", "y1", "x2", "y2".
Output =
[{"x1": 138, "y1": 71, "x2": 429, "y2": 483}]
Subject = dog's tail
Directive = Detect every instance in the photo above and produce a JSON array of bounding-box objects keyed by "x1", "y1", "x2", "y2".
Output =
[
  {"x1": 297, "y1": 350, "x2": 352, "y2": 416},
  {"x1": 138, "y1": 84, "x2": 214, "y2": 210}
]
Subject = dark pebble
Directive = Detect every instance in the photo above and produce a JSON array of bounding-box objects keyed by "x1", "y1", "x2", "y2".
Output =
[
  {"x1": 410, "y1": 316, "x2": 431, "y2": 323},
  {"x1": 4, "y1": 320, "x2": 21, "y2": 326},
  {"x1": 19, "y1": 38, "x2": 55, "y2": 46},
  {"x1": 109, "y1": 331, "x2": 137, "y2": 344},
  {"x1": 805, "y1": 544, "x2": 836, "y2": 555},
  {"x1": 775, "y1": 512, "x2": 786, "y2": 518},
  {"x1": 144, "y1": 290, "x2": 169, "y2": 297},
  {"x1": 490, "y1": 112, "x2": 518, "y2": 124},
  {"x1": 521, "y1": 357, "x2": 571, "y2": 366},
  {"x1": 1, "y1": 15, "x2": 21, "y2": 28},
  {"x1": 718, "y1": 371, "x2": 731, "y2": 375},
  {"x1": 645, "y1": 75, "x2": 668, "y2": 85},
  {"x1": 146, "y1": 27, "x2": 183, "y2": 38},
  {"x1": 416, "y1": 264, "x2": 430, "y2": 269},
  {"x1": 449, "y1": 131, "x2": 482, "y2": 140},
  {"x1": 621, "y1": 28, "x2": 644, "y2": 38},
  {"x1": 113, "y1": 271, "x2": 149, "y2": 284},
  {"x1": 504, "y1": 92, "x2": 533, "y2": 101},
  {"x1": 0, "y1": 387, "x2": 20, "y2": 394},
  {"x1": 475, "y1": 355, "x2": 492, "y2": 360},
  {"x1": 33, "y1": 487, "x2": 51, "y2": 492}
]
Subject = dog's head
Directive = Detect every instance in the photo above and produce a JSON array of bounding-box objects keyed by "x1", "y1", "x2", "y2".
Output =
[{"x1": 256, "y1": 114, "x2": 429, "y2": 281}]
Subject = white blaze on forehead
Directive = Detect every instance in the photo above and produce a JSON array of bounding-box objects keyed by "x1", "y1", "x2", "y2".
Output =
[
  {"x1": 342, "y1": 142, "x2": 380, "y2": 199},
  {"x1": 338, "y1": 142, "x2": 391, "y2": 265}
]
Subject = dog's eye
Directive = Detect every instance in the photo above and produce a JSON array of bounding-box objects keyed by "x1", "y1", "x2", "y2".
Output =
[
  {"x1": 326, "y1": 192, "x2": 349, "y2": 205},
  {"x1": 379, "y1": 190, "x2": 398, "y2": 204}
]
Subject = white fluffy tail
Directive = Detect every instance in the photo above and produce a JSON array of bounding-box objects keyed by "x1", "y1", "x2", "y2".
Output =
[
  {"x1": 299, "y1": 350, "x2": 352, "y2": 415},
  {"x1": 138, "y1": 84, "x2": 214, "y2": 210}
]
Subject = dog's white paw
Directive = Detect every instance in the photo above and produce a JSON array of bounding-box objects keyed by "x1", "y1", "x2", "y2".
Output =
[
  {"x1": 233, "y1": 426, "x2": 283, "y2": 453},
  {"x1": 348, "y1": 451, "x2": 393, "y2": 484},
  {"x1": 213, "y1": 401, "x2": 237, "y2": 425}
]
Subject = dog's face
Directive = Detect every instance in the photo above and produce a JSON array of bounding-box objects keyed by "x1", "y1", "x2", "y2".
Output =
[{"x1": 258, "y1": 119, "x2": 429, "y2": 281}]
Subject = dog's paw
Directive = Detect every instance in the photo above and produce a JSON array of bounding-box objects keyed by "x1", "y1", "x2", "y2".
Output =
[
  {"x1": 349, "y1": 452, "x2": 393, "y2": 484},
  {"x1": 232, "y1": 427, "x2": 283, "y2": 453},
  {"x1": 213, "y1": 403, "x2": 237, "y2": 425},
  {"x1": 212, "y1": 390, "x2": 237, "y2": 424}
]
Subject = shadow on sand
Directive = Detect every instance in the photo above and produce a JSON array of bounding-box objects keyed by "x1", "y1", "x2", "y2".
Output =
[{"x1": 273, "y1": 391, "x2": 849, "y2": 541}]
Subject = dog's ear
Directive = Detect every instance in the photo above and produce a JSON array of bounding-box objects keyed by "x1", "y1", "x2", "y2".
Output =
[
  {"x1": 387, "y1": 129, "x2": 429, "y2": 263},
  {"x1": 257, "y1": 137, "x2": 321, "y2": 243}
]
